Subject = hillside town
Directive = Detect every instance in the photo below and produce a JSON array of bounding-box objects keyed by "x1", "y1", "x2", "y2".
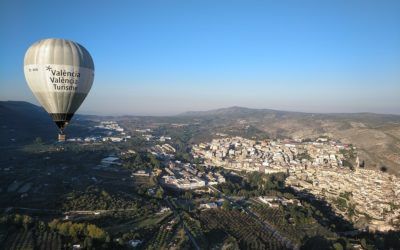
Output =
[
  {"x1": 192, "y1": 136, "x2": 400, "y2": 232},
  {"x1": 286, "y1": 167, "x2": 400, "y2": 232}
]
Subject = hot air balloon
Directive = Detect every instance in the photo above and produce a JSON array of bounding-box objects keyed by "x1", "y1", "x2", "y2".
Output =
[{"x1": 23, "y1": 38, "x2": 95, "y2": 141}]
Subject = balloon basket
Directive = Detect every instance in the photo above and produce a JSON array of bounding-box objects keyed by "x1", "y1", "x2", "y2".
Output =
[{"x1": 58, "y1": 133, "x2": 66, "y2": 142}]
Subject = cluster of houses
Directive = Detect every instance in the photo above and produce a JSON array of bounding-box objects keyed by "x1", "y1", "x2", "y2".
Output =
[
  {"x1": 151, "y1": 144, "x2": 176, "y2": 158},
  {"x1": 67, "y1": 121, "x2": 130, "y2": 143},
  {"x1": 192, "y1": 136, "x2": 350, "y2": 173},
  {"x1": 161, "y1": 161, "x2": 225, "y2": 190},
  {"x1": 286, "y1": 167, "x2": 400, "y2": 232},
  {"x1": 191, "y1": 136, "x2": 400, "y2": 232},
  {"x1": 135, "y1": 128, "x2": 172, "y2": 142}
]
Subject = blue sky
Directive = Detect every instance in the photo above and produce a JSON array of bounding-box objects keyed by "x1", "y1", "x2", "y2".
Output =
[{"x1": 0, "y1": 0, "x2": 399, "y2": 115}]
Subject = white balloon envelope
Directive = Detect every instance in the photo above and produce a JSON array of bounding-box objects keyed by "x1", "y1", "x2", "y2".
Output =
[{"x1": 23, "y1": 38, "x2": 95, "y2": 141}]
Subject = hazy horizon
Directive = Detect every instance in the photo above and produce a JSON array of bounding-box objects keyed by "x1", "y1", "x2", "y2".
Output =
[
  {"x1": 1, "y1": 1, "x2": 399, "y2": 115},
  {"x1": 2, "y1": 99, "x2": 400, "y2": 117}
]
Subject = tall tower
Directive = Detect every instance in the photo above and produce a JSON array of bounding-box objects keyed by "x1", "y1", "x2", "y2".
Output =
[{"x1": 355, "y1": 156, "x2": 360, "y2": 169}]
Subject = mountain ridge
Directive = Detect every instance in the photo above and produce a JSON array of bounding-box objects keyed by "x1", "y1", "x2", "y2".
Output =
[{"x1": 179, "y1": 105, "x2": 400, "y2": 118}]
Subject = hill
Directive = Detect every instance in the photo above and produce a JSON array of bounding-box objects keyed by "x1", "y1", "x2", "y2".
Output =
[
  {"x1": 0, "y1": 101, "x2": 90, "y2": 146},
  {"x1": 0, "y1": 101, "x2": 57, "y2": 145},
  {"x1": 180, "y1": 106, "x2": 283, "y2": 117}
]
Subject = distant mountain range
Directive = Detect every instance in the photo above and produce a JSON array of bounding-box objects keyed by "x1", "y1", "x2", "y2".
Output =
[
  {"x1": 1, "y1": 101, "x2": 400, "y2": 175},
  {"x1": 180, "y1": 106, "x2": 400, "y2": 122}
]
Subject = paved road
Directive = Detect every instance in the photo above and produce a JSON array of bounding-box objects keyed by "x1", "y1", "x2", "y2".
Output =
[{"x1": 209, "y1": 186, "x2": 299, "y2": 250}]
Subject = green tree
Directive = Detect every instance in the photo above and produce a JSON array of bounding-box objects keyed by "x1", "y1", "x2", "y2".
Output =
[
  {"x1": 134, "y1": 154, "x2": 143, "y2": 166},
  {"x1": 333, "y1": 242, "x2": 344, "y2": 250},
  {"x1": 35, "y1": 137, "x2": 43, "y2": 144},
  {"x1": 223, "y1": 236, "x2": 240, "y2": 249},
  {"x1": 148, "y1": 153, "x2": 160, "y2": 168},
  {"x1": 48, "y1": 219, "x2": 60, "y2": 231},
  {"x1": 222, "y1": 199, "x2": 232, "y2": 210},
  {"x1": 22, "y1": 215, "x2": 33, "y2": 230},
  {"x1": 13, "y1": 214, "x2": 23, "y2": 225},
  {"x1": 69, "y1": 223, "x2": 85, "y2": 239},
  {"x1": 155, "y1": 188, "x2": 164, "y2": 199},
  {"x1": 342, "y1": 159, "x2": 354, "y2": 170},
  {"x1": 101, "y1": 190, "x2": 111, "y2": 199},
  {"x1": 38, "y1": 221, "x2": 47, "y2": 233},
  {"x1": 86, "y1": 224, "x2": 107, "y2": 240},
  {"x1": 184, "y1": 191, "x2": 193, "y2": 200},
  {"x1": 84, "y1": 237, "x2": 93, "y2": 249},
  {"x1": 58, "y1": 221, "x2": 72, "y2": 236}
]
